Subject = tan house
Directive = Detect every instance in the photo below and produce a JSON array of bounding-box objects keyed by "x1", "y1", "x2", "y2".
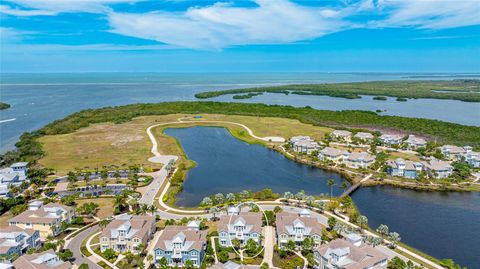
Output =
[
  {"x1": 331, "y1": 130, "x2": 352, "y2": 141},
  {"x1": 345, "y1": 152, "x2": 375, "y2": 169},
  {"x1": 318, "y1": 147, "x2": 349, "y2": 163},
  {"x1": 12, "y1": 249, "x2": 71, "y2": 269},
  {"x1": 315, "y1": 238, "x2": 389, "y2": 269},
  {"x1": 8, "y1": 201, "x2": 74, "y2": 240},
  {"x1": 100, "y1": 214, "x2": 156, "y2": 254},
  {"x1": 276, "y1": 210, "x2": 322, "y2": 248},
  {"x1": 353, "y1": 132, "x2": 374, "y2": 142},
  {"x1": 421, "y1": 159, "x2": 453, "y2": 179}
]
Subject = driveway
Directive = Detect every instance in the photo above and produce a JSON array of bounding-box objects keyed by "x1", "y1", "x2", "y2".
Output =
[
  {"x1": 262, "y1": 226, "x2": 275, "y2": 267},
  {"x1": 66, "y1": 224, "x2": 102, "y2": 269}
]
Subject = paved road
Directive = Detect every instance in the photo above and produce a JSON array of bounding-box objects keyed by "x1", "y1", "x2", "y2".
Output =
[
  {"x1": 139, "y1": 167, "x2": 172, "y2": 206},
  {"x1": 262, "y1": 226, "x2": 275, "y2": 267},
  {"x1": 67, "y1": 224, "x2": 102, "y2": 269}
]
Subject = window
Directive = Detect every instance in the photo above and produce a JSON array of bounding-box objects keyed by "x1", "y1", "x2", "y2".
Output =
[{"x1": 191, "y1": 251, "x2": 197, "y2": 256}]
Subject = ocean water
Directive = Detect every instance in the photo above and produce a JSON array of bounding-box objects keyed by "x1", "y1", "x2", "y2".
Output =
[{"x1": 1, "y1": 72, "x2": 479, "y2": 151}]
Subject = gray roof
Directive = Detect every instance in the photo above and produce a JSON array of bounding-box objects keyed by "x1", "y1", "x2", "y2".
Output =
[{"x1": 155, "y1": 226, "x2": 206, "y2": 252}]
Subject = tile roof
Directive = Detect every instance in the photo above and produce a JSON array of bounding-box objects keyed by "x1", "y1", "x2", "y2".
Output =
[
  {"x1": 275, "y1": 212, "x2": 322, "y2": 236},
  {"x1": 100, "y1": 214, "x2": 155, "y2": 240},
  {"x1": 8, "y1": 203, "x2": 73, "y2": 225},
  {"x1": 154, "y1": 226, "x2": 207, "y2": 252},
  {"x1": 316, "y1": 239, "x2": 388, "y2": 269},
  {"x1": 218, "y1": 212, "x2": 262, "y2": 235},
  {"x1": 12, "y1": 249, "x2": 71, "y2": 269}
]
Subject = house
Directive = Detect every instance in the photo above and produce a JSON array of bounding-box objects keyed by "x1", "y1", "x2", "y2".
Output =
[
  {"x1": 421, "y1": 159, "x2": 453, "y2": 179},
  {"x1": 275, "y1": 210, "x2": 322, "y2": 248},
  {"x1": 404, "y1": 135, "x2": 427, "y2": 150},
  {"x1": 208, "y1": 261, "x2": 242, "y2": 269},
  {"x1": 8, "y1": 201, "x2": 74, "y2": 240},
  {"x1": 290, "y1": 136, "x2": 319, "y2": 154},
  {"x1": 12, "y1": 249, "x2": 71, "y2": 269},
  {"x1": 440, "y1": 145, "x2": 466, "y2": 160},
  {"x1": 100, "y1": 214, "x2": 155, "y2": 254},
  {"x1": 331, "y1": 130, "x2": 352, "y2": 141},
  {"x1": 218, "y1": 212, "x2": 262, "y2": 247},
  {"x1": 353, "y1": 132, "x2": 374, "y2": 142},
  {"x1": 0, "y1": 226, "x2": 40, "y2": 261},
  {"x1": 379, "y1": 134, "x2": 403, "y2": 146},
  {"x1": 344, "y1": 152, "x2": 375, "y2": 169},
  {"x1": 386, "y1": 158, "x2": 423, "y2": 179},
  {"x1": 318, "y1": 147, "x2": 349, "y2": 163},
  {"x1": 153, "y1": 225, "x2": 207, "y2": 268},
  {"x1": 0, "y1": 162, "x2": 29, "y2": 198},
  {"x1": 314, "y1": 238, "x2": 389, "y2": 269},
  {"x1": 465, "y1": 151, "x2": 480, "y2": 168}
]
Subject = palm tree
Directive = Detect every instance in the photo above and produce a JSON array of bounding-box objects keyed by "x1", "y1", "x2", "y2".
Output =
[
  {"x1": 226, "y1": 193, "x2": 235, "y2": 202},
  {"x1": 327, "y1": 179, "x2": 335, "y2": 198},
  {"x1": 99, "y1": 219, "x2": 111, "y2": 230},
  {"x1": 357, "y1": 215, "x2": 368, "y2": 231},
  {"x1": 371, "y1": 237, "x2": 382, "y2": 247},
  {"x1": 376, "y1": 224, "x2": 389, "y2": 241},
  {"x1": 209, "y1": 206, "x2": 220, "y2": 218},
  {"x1": 200, "y1": 197, "x2": 213, "y2": 207},
  {"x1": 149, "y1": 205, "x2": 157, "y2": 215},
  {"x1": 305, "y1": 195, "x2": 315, "y2": 206},
  {"x1": 283, "y1": 192, "x2": 293, "y2": 203},
  {"x1": 388, "y1": 232, "x2": 401, "y2": 248}
]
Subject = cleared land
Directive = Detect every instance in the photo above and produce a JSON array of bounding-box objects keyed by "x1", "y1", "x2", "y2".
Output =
[
  {"x1": 38, "y1": 114, "x2": 333, "y2": 173},
  {"x1": 76, "y1": 197, "x2": 115, "y2": 219}
]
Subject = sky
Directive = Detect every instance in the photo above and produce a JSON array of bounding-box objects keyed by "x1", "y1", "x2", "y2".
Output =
[{"x1": 0, "y1": 0, "x2": 479, "y2": 73}]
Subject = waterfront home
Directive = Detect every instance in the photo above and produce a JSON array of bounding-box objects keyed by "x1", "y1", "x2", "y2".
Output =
[
  {"x1": 353, "y1": 132, "x2": 374, "y2": 142},
  {"x1": 12, "y1": 249, "x2": 71, "y2": 269},
  {"x1": 0, "y1": 226, "x2": 40, "y2": 261},
  {"x1": 318, "y1": 147, "x2": 349, "y2": 163},
  {"x1": 379, "y1": 134, "x2": 403, "y2": 146},
  {"x1": 345, "y1": 152, "x2": 375, "y2": 169},
  {"x1": 290, "y1": 136, "x2": 320, "y2": 154},
  {"x1": 153, "y1": 225, "x2": 207, "y2": 268},
  {"x1": 218, "y1": 212, "x2": 262, "y2": 247},
  {"x1": 275, "y1": 210, "x2": 322, "y2": 248},
  {"x1": 100, "y1": 214, "x2": 155, "y2": 254},
  {"x1": 8, "y1": 201, "x2": 74, "y2": 240},
  {"x1": 440, "y1": 145, "x2": 466, "y2": 160},
  {"x1": 314, "y1": 238, "x2": 388, "y2": 269},
  {"x1": 0, "y1": 162, "x2": 29, "y2": 198},
  {"x1": 331, "y1": 130, "x2": 352, "y2": 141},
  {"x1": 465, "y1": 151, "x2": 480, "y2": 168},
  {"x1": 208, "y1": 261, "x2": 241, "y2": 269},
  {"x1": 421, "y1": 159, "x2": 453, "y2": 179},
  {"x1": 386, "y1": 158, "x2": 423, "y2": 179},
  {"x1": 404, "y1": 135, "x2": 427, "y2": 150}
]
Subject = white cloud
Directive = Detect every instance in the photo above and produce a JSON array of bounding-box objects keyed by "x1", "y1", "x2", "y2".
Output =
[
  {"x1": 378, "y1": 0, "x2": 480, "y2": 29},
  {"x1": 1, "y1": 0, "x2": 142, "y2": 15},
  {"x1": 108, "y1": 0, "x2": 352, "y2": 50}
]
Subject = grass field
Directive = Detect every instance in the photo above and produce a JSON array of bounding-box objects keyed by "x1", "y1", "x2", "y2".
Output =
[
  {"x1": 76, "y1": 197, "x2": 115, "y2": 219},
  {"x1": 38, "y1": 114, "x2": 333, "y2": 174}
]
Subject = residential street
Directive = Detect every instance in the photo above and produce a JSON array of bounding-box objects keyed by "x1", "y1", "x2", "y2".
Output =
[{"x1": 66, "y1": 224, "x2": 102, "y2": 269}]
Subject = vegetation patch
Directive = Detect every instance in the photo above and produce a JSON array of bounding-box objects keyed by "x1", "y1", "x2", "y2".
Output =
[
  {"x1": 0, "y1": 102, "x2": 10, "y2": 110},
  {"x1": 232, "y1": 92, "x2": 263, "y2": 99},
  {"x1": 195, "y1": 80, "x2": 480, "y2": 102}
]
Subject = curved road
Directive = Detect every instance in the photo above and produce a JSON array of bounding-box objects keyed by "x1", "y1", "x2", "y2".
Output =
[{"x1": 67, "y1": 224, "x2": 102, "y2": 269}]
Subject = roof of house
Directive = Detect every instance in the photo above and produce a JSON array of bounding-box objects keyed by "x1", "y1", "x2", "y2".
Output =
[
  {"x1": 353, "y1": 132, "x2": 374, "y2": 139},
  {"x1": 440, "y1": 145, "x2": 466, "y2": 154},
  {"x1": 421, "y1": 159, "x2": 453, "y2": 171},
  {"x1": 331, "y1": 130, "x2": 352, "y2": 137},
  {"x1": 387, "y1": 158, "x2": 422, "y2": 170},
  {"x1": 316, "y1": 239, "x2": 388, "y2": 269},
  {"x1": 208, "y1": 261, "x2": 242, "y2": 269},
  {"x1": 8, "y1": 203, "x2": 73, "y2": 225},
  {"x1": 346, "y1": 152, "x2": 375, "y2": 163},
  {"x1": 405, "y1": 135, "x2": 426, "y2": 145},
  {"x1": 290, "y1": 136, "x2": 311, "y2": 142},
  {"x1": 218, "y1": 212, "x2": 262, "y2": 234},
  {"x1": 154, "y1": 226, "x2": 207, "y2": 252},
  {"x1": 12, "y1": 249, "x2": 71, "y2": 269},
  {"x1": 10, "y1": 162, "x2": 28, "y2": 167},
  {"x1": 100, "y1": 214, "x2": 155, "y2": 240},
  {"x1": 320, "y1": 147, "x2": 349, "y2": 157},
  {"x1": 294, "y1": 140, "x2": 319, "y2": 148},
  {"x1": 275, "y1": 212, "x2": 322, "y2": 236}
]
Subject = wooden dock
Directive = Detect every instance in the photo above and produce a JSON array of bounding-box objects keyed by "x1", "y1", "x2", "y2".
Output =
[{"x1": 340, "y1": 173, "x2": 372, "y2": 198}]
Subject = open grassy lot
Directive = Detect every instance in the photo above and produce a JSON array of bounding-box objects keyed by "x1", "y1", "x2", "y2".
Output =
[
  {"x1": 387, "y1": 151, "x2": 422, "y2": 161},
  {"x1": 76, "y1": 197, "x2": 115, "y2": 219},
  {"x1": 0, "y1": 212, "x2": 12, "y2": 228},
  {"x1": 38, "y1": 114, "x2": 333, "y2": 174}
]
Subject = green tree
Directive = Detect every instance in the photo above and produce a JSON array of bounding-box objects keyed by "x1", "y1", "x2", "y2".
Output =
[
  {"x1": 79, "y1": 264, "x2": 89, "y2": 269},
  {"x1": 327, "y1": 179, "x2": 335, "y2": 198},
  {"x1": 218, "y1": 250, "x2": 229, "y2": 263},
  {"x1": 58, "y1": 249, "x2": 73, "y2": 261},
  {"x1": 376, "y1": 224, "x2": 389, "y2": 240},
  {"x1": 388, "y1": 232, "x2": 401, "y2": 248},
  {"x1": 388, "y1": 256, "x2": 406, "y2": 269},
  {"x1": 285, "y1": 240, "x2": 296, "y2": 253},
  {"x1": 327, "y1": 217, "x2": 336, "y2": 230},
  {"x1": 357, "y1": 215, "x2": 368, "y2": 230},
  {"x1": 184, "y1": 260, "x2": 194, "y2": 269}
]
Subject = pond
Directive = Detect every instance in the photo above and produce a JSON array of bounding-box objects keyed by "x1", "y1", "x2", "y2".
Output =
[
  {"x1": 165, "y1": 126, "x2": 480, "y2": 267},
  {"x1": 164, "y1": 126, "x2": 349, "y2": 207}
]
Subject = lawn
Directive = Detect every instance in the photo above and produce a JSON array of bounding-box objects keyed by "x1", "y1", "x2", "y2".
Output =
[
  {"x1": 0, "y1": 212, "x2": 12, "y2": 228},
  {"x1": 38, "y1": 114, "x2": 333, "y2": 174},
  {"x1": 387, "y1": 151, "x2": 421, "y2": 162},
  {"x1": 76, "y1": 197, "x2": 115, "y2": 219}
]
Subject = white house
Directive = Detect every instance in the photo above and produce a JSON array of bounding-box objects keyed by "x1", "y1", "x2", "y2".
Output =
[
  {"x1": 440, "y1": 145, "x2": 466, "y2": 160},
  {"x1": 290, "y1": 136, "x2": 319, "y2": 154},
  {"x1": 421, "y1": 159, "x2": 453, "y2": 179},
  {"x1": 465, "y1": 151, "x2": 480, "y2": 168},
  {"x1": 275, "y1": 210, "x2": 322, "y2": 248},
  {"x1": 404, "y1": 135, "x2": 427, "y2": 150},
  {"x1": 0, "y1": 162, "x2": 29, "y2": 198},
  {"x1": 353, "y1": 132, "x2": 374, "y2": 142},
  {"x1": 331, "y1": 130, "x2": 352, "y2": 141},
  {"x1": 318, "y1": 147, "x2": 349, "y2": 163},
  {"x1": 218, "y1": 212, "x2": 262, "y2": 247},
  {"x1": 345, "y1": 152, "x2": 375, "y2": 169},
  {"x1": 379, "y1": 134, "x2": 403, "y2": 146}
]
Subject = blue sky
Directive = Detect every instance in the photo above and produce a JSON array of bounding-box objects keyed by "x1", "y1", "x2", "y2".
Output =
[{"x1": 1, "y1": 0, "x2": 479, "y2": 73}]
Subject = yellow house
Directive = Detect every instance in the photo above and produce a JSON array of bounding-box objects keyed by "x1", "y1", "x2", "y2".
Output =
[{"x1": 8, "y1": 201, "x2": 74, "y2": 240}]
